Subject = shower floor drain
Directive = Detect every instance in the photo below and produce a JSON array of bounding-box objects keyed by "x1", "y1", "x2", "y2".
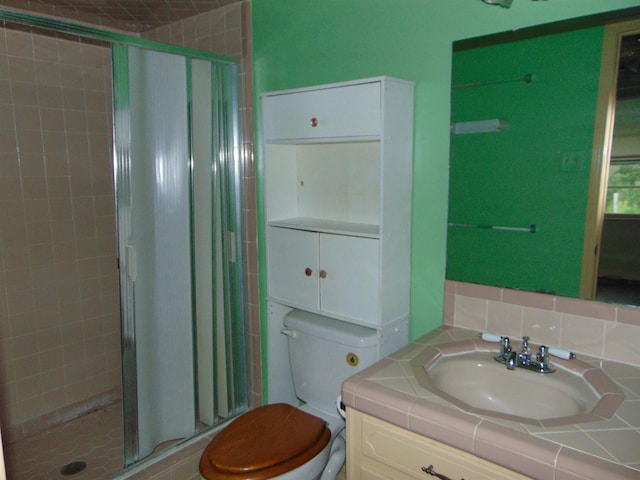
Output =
[{"x1": 60, "y1": 461, "x2": 87, "y2": 475}]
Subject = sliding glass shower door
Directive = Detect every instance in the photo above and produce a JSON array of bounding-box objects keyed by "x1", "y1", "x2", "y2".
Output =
[{"x1": 112, "y1": 44, "x2": 247, "y2": 466}]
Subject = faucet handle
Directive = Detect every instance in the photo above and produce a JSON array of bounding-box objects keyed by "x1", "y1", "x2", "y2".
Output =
[
  {"x1": 548, "y1": 347, "x2": 576, "y2": 360},
  {"x1": 519, "y1": 336, "x2": 531, "y2": 357},
  {"x1": 537, "y1": 345, "x2": 549, "y2": 363},
  {"x1": 500, "y1": 336, "x2": 512, "y2": 354},
  {"x1": 479, "y1": 332, "x2": 503, "y2": 343},
  {"x1": 536, "y1": 345, "x2": 557, "y2": 373}
]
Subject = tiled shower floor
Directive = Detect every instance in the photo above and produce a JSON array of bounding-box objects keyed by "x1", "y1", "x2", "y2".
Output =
[{"x1": 4, "y1": 403, "x2": 124, "y2": 480}]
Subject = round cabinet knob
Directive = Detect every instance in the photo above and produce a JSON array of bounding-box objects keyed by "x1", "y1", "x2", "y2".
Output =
[
  {"x1": 305, "y1": 267, "x2": 313, "y2": 277},
  {"x1": 319, "y1": 269, "x2": 327, "y2": 279},
  {"x1": 310, "y1": 117, "x2": 318, "y2": 127}
]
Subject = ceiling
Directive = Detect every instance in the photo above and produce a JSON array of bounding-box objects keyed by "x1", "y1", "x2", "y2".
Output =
[{"x1": 0, "y1": 0, "x2": 243, "y2": 32}]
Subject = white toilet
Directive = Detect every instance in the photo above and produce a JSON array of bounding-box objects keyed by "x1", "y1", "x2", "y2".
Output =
[{"x1": 199, "y1": 309, "x2": 378, "y2": 480}]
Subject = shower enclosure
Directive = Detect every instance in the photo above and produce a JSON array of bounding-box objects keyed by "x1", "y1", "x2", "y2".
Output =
[
  {"x1": 0, "y1": 8, "x2": 249, "y2": 476},
  {"x1": 113, "y1": 42, "x2": 247, "y2": 465}
]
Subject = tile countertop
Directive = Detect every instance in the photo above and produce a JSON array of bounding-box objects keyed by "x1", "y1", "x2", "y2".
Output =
[{"x1": 341, "y1": 326, "x2": 640, "y2": 480}]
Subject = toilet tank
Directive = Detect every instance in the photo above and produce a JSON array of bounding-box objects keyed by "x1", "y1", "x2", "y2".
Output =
[{"x1": 283, "y1": 310, "x2": 378, "y2": 413}]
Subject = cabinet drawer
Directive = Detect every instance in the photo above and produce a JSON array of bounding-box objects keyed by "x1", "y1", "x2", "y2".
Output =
[
  {"x1": 263, "y1": 82, "x2": 381, "y2": 141},
  {"x1": 358, "y1": 413, "x2": 530, "y2": 480}
]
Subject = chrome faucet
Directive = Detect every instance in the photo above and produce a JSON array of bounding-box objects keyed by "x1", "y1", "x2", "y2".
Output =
[
  {"x1": 494, "y1": 336, "x2": 559, "y2": 374},
  {"x1": 505, "y1": 350, "x2": 517, "y2": 370}
]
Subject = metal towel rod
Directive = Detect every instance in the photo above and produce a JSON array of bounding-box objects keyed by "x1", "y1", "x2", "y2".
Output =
[
  {"x1": 452, "y1": 73, "x2": 533, "y2": 89},
  {"x1": 448, "y1": 222, "x2": 536, "y2": 233}
]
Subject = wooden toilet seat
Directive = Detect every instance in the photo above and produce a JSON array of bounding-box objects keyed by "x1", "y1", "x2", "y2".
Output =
[{"x1": 199, "y1": 403, "x2": 331, "y2": 479}]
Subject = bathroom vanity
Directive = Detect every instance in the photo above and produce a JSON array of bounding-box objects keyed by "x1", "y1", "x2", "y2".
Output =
[
  {"x1": 348, "y1": 409, "x2": 529, "y2": 479},
  {"x1": 343, "y1": 326, "x2": 640, "y2": 479}
]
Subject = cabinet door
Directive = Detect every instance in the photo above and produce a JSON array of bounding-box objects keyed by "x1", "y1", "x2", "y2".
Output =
[
  {"x1": 319, "y1": 234, "x2": 379, "y2": 324},
  {"x1": 263, "y1": 82, "x2": 381, "y2": 141},
  {"x1": 348, "y1": 410, "x2": 531, "y2": 480},
  {"x1": 268, "y1": 227, "x2": 319, "y2": 310}
]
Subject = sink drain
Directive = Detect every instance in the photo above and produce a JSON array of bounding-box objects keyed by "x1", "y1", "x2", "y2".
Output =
[{"x1": 60, "y1": 461, "x2": 87, "y2": 475}]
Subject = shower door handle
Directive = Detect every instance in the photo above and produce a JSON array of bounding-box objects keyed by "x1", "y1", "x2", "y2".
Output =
[
  {"x1": 226, "y1": 231, "x2": 237, "y2": 263},
  {"x1": 126, "y1": 244, "x2": 137, "y2": 282}
]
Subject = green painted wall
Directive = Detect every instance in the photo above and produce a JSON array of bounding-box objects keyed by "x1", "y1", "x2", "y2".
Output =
[
  {"x1": 447, "y1": 27, "x2": 604, "y2": 298},
  {"x1": 252, "y1": 1, "x2": 640, "y2": 395}
]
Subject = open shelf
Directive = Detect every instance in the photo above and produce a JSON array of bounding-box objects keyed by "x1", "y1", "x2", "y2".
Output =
[{"x1": 268, "y1": 217, "x2": 379, "y2": 238}]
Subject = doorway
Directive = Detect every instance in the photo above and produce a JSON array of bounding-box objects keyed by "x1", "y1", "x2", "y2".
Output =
[
  {"x1": 582, "y1": 18, "x2": 640, "y2": 306},
  {"x1": 596, "y1": 29, "x2": 640, "y2": 305}
]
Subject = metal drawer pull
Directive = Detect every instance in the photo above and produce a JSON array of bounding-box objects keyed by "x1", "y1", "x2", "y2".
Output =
[{"x1": 422, "y1": 465, "x2": 463, "y2": 480}]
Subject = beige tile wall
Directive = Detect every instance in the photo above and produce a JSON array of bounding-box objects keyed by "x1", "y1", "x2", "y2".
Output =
[
  {"x1": 444, "y1": 280, "x2": 640, "y2": 366},
  {"x1": 0, "y1": 3, "x2": 256, "y2": 476},
  {"x1": 0, "y1": 26, "x2": 121, "y2": 437},
  {"x1": 143, "y1": 1, "x2": 261, "y2": 409},
  {"x1": 142, "y1": 3, "x2": 243, "y2": 57}
]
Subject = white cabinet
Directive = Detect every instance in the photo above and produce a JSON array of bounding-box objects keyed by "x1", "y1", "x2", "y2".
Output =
[
  {"x1": 262, "y1": 81, "x2": 381, "y2": 141},
  {"x1": 268, "y1": 227, "x2": 379, "y2": 325},
  {"x1": 347, "y1": 409, "x2": 531, "y2": 480},
  {"x1": 263, "y1": 76, "x2": 414, "y2": 328}
]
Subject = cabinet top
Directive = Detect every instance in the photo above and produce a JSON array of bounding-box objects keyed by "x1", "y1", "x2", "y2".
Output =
[{"x1": 260, "y1": 75, "x2": 414, "y2": 99}]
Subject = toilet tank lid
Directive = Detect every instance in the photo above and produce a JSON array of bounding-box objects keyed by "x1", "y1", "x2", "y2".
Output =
[{"x1": 284, "y1": 310, "x2": 378, "y2": 347}]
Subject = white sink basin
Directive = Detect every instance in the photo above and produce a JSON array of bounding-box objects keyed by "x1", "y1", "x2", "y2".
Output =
[
  {"x1": 428, "y1": 351, "x2": 597, "y2": 420},
  {"x1": 416, "y1": 341, "x2": 625, "y2": 426}
]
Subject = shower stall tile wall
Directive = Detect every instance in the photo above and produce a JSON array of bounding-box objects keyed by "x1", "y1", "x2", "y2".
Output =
[
  {"x1": 0, "y1": 26, "x2": 121, "y2": 441},
  {"x1": 1, "y1": 2, "x2": 255, "y2": 478}
]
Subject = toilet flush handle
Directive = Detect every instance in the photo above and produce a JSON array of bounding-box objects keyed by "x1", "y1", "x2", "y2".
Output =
[
  {"x1": 336, "y1": 395, "x2": 346, "y2": 419},
  {"x1": 281, "y1": 329, "x2": 297, "y2": 338}
]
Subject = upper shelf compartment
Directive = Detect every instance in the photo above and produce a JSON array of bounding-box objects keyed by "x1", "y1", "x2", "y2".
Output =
[
  {"x1": 264, "y1": 140, "x2": 381, "y2": 235},
  {"x1": 262, "y1": 80, "x2": 381, "y2": 143}
]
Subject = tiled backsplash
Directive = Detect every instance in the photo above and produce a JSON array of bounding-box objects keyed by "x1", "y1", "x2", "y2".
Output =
[{"x1": 444, "y1": 280, "x2": 640, "y2": 366}]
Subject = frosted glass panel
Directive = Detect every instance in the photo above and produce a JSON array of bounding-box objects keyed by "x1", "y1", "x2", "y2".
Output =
[
  {"x1": 113, "y1": 43, "x2": 246, "y2": 468},
  {"x1": 127, "y1": 46, "x2": 195, "y2": 460},
  {"x1": 192, "y1": 59, "x2": 228, "y2": 425}
]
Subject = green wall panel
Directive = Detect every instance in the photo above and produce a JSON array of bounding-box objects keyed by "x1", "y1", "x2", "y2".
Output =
[
  {"x1": 448, "y1": 27, "x2": 604, "y2": 297},
  {"x1": 252, "y1": 0, "x2": 451, "y2": 345},
  {"x1": 252, "y1": 1, "x2": 640, "y2": 395}
]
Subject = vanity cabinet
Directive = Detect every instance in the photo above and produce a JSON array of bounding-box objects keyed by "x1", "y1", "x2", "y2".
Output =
[
  {"x1": 347, "y1": 409, "x2": 531, "y2": 480},
  {"x1": 263, "y1": 76, "x2": 414, "y2": 327}
]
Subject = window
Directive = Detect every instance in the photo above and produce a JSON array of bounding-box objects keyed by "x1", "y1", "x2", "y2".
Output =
[{"x1": 605, "y1": 157, "x2": 640, "y2": 214}]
